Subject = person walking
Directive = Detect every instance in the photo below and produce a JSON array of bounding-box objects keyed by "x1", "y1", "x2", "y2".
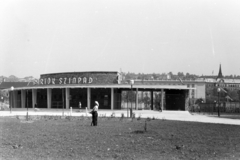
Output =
[
  {"x1": 79, "y1": 102, "x2": 81, "y2": 112},
  {"x1": 91, "y1": 101, "x2": 99, "y2": 126}
]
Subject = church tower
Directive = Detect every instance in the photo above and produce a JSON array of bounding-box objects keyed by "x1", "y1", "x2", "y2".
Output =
[{"x1": 216, "y1": 64, "x2": 224, "y2": 82}]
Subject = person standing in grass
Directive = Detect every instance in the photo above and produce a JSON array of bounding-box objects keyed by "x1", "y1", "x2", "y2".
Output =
[{"x1": 90, "y1": 101, "x2": 99, "y2": 126}]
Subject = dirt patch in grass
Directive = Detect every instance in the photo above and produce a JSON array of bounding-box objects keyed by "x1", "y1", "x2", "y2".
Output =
[{"x1": 1, "y1": 116, "x2": 240, "y2": 160}]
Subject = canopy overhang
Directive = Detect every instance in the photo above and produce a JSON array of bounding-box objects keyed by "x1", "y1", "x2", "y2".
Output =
[{"x1": 4, "y1": 84, "x2": 194, "y2": 91}]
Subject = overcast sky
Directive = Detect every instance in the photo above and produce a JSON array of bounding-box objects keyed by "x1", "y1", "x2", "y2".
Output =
[{"x1": 1, "y1": 0, "x2": 240, "y2": 78}]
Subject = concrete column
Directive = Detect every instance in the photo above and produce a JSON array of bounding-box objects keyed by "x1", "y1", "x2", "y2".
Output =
[
  {"x1": 136, "y1": 88, "x2": 138, "y2": 110},
  {"x1": 13, "y1": 90, "x2": 17, "y2": 108},
  {"x1": 21, "y1": 90, "x2": 26, "y2": 108},
  {"x1": 87, "y1": 88, "x2": 91, "y2": 109},
  {"x1": 47, "y1": 88, "x2": 52, "y2": 109},
  {"x1": 32, "y1": 89, "x2": 37, "y2": 108},
  {"x1": 9, "y1": 91, "x2": 13, "y2": 109},
  {"x1": 185, "y1": 90, "x2": 191, "y2": 111},
  {"x1": 65, "y1": 88, "x2": 70, "y2": 109},
  {"x1": 111, "y1": 88, "x2": 114, "y2": 110},
  {"x1": 161, "y1": 89, "x2": 164, "y2": 111},
  {"x1": 151, "y1": 91, "x2": 153, "y2": 110},
  {"x1": 62, "y1": 88, "x2": 65, "y2": 109},
  {"x1": 47, "y1": 89, "x2": 52, "y2": 109}
]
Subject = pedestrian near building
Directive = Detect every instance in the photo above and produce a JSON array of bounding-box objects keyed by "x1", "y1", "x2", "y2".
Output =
[
  {"x1": 79, "y1": 102, "x2": 81, "y2": 112},
  {"x1": 90, "y1": 101, "x2": 99, "y2": 126}
]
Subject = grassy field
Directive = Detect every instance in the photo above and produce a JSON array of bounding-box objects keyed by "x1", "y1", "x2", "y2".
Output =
[{"x1": 1, "y1": 115, "x2": 240, "y2": 160}]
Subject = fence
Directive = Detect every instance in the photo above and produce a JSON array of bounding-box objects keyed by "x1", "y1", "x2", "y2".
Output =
[{"x1": 190, "y1": 102, "x2": 240, "y2": 114}]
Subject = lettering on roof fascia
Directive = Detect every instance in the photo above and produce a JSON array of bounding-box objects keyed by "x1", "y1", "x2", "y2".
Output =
[{"x1": 32, "y1": 77, "x2": 93, "y2": 85}]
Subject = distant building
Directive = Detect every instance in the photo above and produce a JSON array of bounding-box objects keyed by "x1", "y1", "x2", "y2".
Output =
[{"x1": 197, "y1": 64, "x2": 240, "y2": 102}]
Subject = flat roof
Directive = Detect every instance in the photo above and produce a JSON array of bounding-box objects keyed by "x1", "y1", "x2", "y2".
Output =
[
  {"x1": 41, "y1": 71, "x2": 118, "y2": 76},
  {"x1": 7, "y1": 84, "x2": 194, "y2": 91}
]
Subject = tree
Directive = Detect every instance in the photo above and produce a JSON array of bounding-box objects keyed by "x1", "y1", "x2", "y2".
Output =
[
  {"x1": 237, "y1": 90, "x2": 240, "y2": 101},
  {"x1": 228, "y1": 90, "x2": 239, "y2": 102},
  {"x1": 195, "y1": 98, "x2": 204, "y2": 104},
  {"x1": 177, "y1": 72, "x2": 184, "y2": 77}
]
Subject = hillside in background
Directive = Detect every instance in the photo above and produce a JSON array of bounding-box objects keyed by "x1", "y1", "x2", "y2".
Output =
[
  {"x1": 0, "y1": 75, "x2": 36, "y2": 82},
  {"x1": 122, "y1": 72, "x2": 240, "y2": 81}
]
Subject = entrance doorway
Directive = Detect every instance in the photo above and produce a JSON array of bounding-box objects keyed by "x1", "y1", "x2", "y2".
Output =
[
  {"x1": 91, "y1": 88, "x2": 111, "y2": 109},
  {"x1": 37, "y1": 89, "x2": 47, "y2": 108},
  {"x1": 69, "y1": 88, "x2": 87, "y2": 109},
  {"x1": 165, "y1": 90, "x2": 185, "y2": 110}
]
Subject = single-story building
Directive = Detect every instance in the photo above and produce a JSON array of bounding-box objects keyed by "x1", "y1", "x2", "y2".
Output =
[{"x1": 5, "y1": 71, "x2": 195, "y2": 111}]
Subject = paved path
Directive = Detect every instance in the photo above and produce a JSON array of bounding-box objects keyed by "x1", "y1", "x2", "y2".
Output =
[{"x1": 1, "y1": 109, "x2": 240, "y2": 125}]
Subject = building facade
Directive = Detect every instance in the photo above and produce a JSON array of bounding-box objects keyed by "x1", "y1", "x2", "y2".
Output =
[
  {"x1": 198, "y1": 64, "x2": 240, "y2": 102},
  {"x1": 6, "y1": 71, "x2": 195, "y2": 111}
]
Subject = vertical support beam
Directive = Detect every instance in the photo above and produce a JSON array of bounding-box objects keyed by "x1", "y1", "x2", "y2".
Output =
[
  {"x1": 13, "y1": 91, "x2": 17, "y2": 108},
  {"x1": 111, "y1": 88, "x2": 114, "y2": 110},
  {"x1": 186, "y1": 89, "x2": 191, "y2": 111},
  {"x1": 87, "y1": 88, "x2": 91, "y2": 109},
  {"x1": 62, "y1": 88, "x2": 65, "y2": 109},
  {"x1": 9, "y1": 91, "x2": 13, "y2": 109},
  {"x1": 151, "y1": 90, "x2": 153, "y2": 110},
  {"x1": 32, "y1": 89, "x2": 37, "y2": 108},
  {"x1": 161, "y1": 89, "x2": 164, "y2": 111},
  {"x1": 65, "y1": 88, "x2": 70, "y2": 109},
  {"x1": 21, "y1": 90, "x2": 26, "y2": 108},
  {"x1": 136, "y1": 88, "x2": 138, "y2": 110},
  {"x1": 47, "y1": 88, "x2": 52, "y2": 109}
]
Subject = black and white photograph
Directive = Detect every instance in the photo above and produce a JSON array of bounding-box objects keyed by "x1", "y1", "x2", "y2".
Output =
[{"x1": 1, "y1": 0, "x2": 240, "y2": 159}]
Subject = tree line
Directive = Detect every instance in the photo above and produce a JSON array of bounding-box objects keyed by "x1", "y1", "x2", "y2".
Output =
[{"x1": 122, "y1": 72, "x2": 240, "y2": 81}]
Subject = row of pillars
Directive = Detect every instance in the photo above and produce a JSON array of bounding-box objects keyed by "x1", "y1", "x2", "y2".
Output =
[
  {"x1": 10, "y1": 88, "x2": 167, "y2": 110},
  {"x1": 10, "y1": 88, "x2": 116, "y2": 110}
]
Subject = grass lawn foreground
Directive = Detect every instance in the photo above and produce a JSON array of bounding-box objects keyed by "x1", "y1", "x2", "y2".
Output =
[{"x1": 0, "y1": 115, "x2": 240, "y2": 160}]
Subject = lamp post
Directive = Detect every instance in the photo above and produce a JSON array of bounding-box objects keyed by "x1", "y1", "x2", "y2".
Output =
[
  {"x1": 217, "y1": 87, "x2": 221, "y2": 117},
  {"x1": 214, "y1": 100, "x2": 216, "y2": 114},
  {"x1": 10, "y1": 86, "x2": 14, "y2": 113},
  {"x1": 130, "y1": 80, "x2": 134, "y2": 118}
]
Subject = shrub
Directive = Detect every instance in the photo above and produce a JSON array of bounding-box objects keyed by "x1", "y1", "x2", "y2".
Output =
[
  {"x1": 146, "y1": 117, "x2": 151, "y2": 121},
  {"x1": 132, "y1": 113, "x2": 135, "y2": 119},
  {"x1": 111, "y1": 112, "x2": 116, "y2": 118},
  {"x1": 137, "y1": 114, "x2": 141, "y2": 120},
  {"x1": 66, "y1": 116, "x2": 72, "y2": 121}
]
